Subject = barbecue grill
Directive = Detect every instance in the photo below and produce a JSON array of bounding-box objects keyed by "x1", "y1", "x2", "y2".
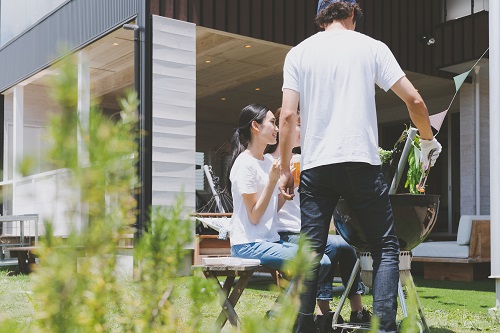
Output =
[{"x1": 329, "y1": 128, "x2": 438, "y2": 333}]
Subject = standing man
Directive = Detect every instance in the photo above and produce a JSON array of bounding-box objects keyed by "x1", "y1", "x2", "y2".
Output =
[{"x1": 278, "y1": 1, "x2": 442, "y2": 332}]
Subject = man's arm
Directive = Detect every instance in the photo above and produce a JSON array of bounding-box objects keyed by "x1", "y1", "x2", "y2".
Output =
[
  {"x1": 390, "y1": 76, "x2": 433, "y2": 140},
  {"x1": 391, "y1": 76, "x2": 442, "y2": 170},
  {"x1": 279, "y1": 89, "x2": 299, "y2": 200}
]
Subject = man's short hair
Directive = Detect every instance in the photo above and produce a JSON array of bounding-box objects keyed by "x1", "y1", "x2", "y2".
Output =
[{"x1": 315, "y1": 1, "x2": 363, "y2": 28}]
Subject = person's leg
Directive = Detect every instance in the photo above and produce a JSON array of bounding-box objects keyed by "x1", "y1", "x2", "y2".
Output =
[
  {"x1": 295, "y1": 165, "x2": 339, "y2": 333},
  {"x1": 316, "y1": 236, "x2": 336, "y2": 315},
  {"x1": 280, "y1": 233, "x2": 332, "y2": 293},
  {"x1": 231, "y1": 240, "x2": 298, "y2": 271},
  {"x1": 340, "y1": 163, "x2": 399, "y2": 333}
]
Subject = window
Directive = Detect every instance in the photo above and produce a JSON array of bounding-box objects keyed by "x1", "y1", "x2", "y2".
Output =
[{"x1": 445, "y1": 0, "x2": 489, "y2": 21}]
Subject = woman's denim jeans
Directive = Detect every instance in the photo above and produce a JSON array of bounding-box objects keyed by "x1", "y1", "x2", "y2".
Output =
[
  {"x1": 277, "y1": 233, "x2": 331, "y2": 283},
  {"x1": 232, "y1": 240, "x2": 331, "y2": 280},
  {"x1": 231, "y1": 240, "x2": 299, "y2": 271},
  {"x1": 318, "y1": 235, "x2": 364, "y2": 300},
  {"x1": 295, "y1": 163, "x2": 400, "y2": 333},
  {"x1": 279, "y1": 233, "x2": 362, "y2": 299}
]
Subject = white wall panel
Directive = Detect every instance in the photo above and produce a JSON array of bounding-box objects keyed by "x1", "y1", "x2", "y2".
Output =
[{"x1": 152, "y1": 16, "x2": 196, "y2": 218}]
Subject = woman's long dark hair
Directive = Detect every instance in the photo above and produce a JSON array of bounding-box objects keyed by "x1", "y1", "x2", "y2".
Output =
[{"x1": 227, "y1": 103, "x2": 270, "y2": 183}]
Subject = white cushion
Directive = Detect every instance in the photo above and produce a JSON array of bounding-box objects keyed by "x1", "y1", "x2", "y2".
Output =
[
  {"x1": 456, "y1": 215, "x2": 490, "y2": 245},
  {"x1": 412, "y1": 241, "x2": 469, "y2": 258}
]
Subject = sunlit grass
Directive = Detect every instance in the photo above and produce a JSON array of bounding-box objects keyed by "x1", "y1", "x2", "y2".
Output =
[{"x1": 1, "y1": 272, "x2": 498, "y2": 333}]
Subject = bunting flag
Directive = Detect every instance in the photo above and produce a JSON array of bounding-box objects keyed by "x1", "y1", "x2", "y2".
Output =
[
  {"x1": 453, "y1": 70, "x2": 472, "y2": 92},
  {"x1": 429, "y1": 109, "x2": 449, "y2": 132},
  {"x1": 430, "y1": 47, "x2": 489, "y2": 134}
]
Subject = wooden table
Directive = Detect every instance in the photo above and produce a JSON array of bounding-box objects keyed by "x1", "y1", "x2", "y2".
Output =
[{"x1": 193, "y1": 264, "x2": 261, "y2": 329}]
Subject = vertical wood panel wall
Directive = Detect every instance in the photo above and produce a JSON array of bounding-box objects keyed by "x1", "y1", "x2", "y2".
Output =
[
  {"x1": 152, "y1": 0, "x2": 488, "y2": 78},
  {"x1": 151, "y1": 16, "x2": 196, "y2": 217}
]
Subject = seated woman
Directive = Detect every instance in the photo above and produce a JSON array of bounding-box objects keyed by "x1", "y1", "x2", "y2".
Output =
[
  {"x1": 227, "y1": 103, "x2": 299, "y2": 271},
  {"x1": 265, "y1": 108, "x2": 371, "y2": 327}
]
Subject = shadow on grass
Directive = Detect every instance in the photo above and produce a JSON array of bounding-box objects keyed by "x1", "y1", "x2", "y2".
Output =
[
  {"x1": 246, "y1": 278, "x2": 280, "y2": 292},
  {"x1": 0, "y1": 265, "x2": 18, "y2": 274},
  {"x1": 413, "y1": 276, "x2": 494, "y2": 292},
  {"x1": 429, "y1": 328, "x2": 458, "y2": 333}
]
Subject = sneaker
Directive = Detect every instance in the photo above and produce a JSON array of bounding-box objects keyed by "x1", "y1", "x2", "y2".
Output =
[
  {"x1": 314, "y1": 311, "x2": 344, "y2": 333},
  {"x1": 349, "y1": 308, "x2": 371, "y2": 323}
]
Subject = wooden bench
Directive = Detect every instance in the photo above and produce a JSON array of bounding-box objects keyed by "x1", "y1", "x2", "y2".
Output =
[
  {"x1": 412, "y1": 219, "x2": 490, "y2": 281},
  {"x1": 7, "y1": 232, "x2": 135, "y2": 275},
  {"x1": 193, "y1": 264, "x2": 260, "y2": 328},
  {"x1": 8, "y1": 246, "x2": 39, "y2": 274},
  {"x1": 193, "y1": 263, "x2": 291, "y2": 329}
]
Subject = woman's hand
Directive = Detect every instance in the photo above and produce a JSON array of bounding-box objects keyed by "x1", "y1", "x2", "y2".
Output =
[{"x1": 269, "y1": 159, "x2": 281, "y2": 183}]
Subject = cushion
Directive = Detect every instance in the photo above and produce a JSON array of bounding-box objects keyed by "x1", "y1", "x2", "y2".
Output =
[
  {"x1": 456, "y1": 215, "x2": 490, "y2": 245},
  {"x1": 412, "y1": 241, "x2": 469, "y2": 258}
]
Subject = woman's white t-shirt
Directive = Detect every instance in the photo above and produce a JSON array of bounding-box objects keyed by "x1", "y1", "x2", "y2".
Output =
[
  {"x1": 229, "y1": 153, "x2": 280, "y2": 246},
  {"x1": 263, "y1": 153, "x2": 301, "y2": 233},
  {"x1": 276, "y1": 187, "x2": 301, "y2": 233}
]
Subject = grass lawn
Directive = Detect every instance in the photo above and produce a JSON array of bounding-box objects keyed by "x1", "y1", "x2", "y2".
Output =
[{"x1": 0, "y1": 269, "x2": 499, "y2": 332}]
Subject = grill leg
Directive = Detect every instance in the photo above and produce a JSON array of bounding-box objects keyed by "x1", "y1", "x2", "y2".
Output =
[
  {"x1": 408, "y1": 273, "x2": 430, "y2": 333},
  {"x1": 398, "y1": 279, "x2": 408, "y2": 317},
  {"x1": 332, "y1": 258, "x2": 360, "y2": 328}
]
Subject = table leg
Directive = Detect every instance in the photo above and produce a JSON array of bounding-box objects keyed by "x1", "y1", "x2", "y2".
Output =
[
  {"x1": 211, "y1": 271, "x2": 253, "y2": 329},
  {"x1": 221, "y1": 276, "x2": 236, "y2": 298}
]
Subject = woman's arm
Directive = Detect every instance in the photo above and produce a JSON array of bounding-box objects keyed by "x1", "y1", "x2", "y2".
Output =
[{"x1": 241, "y1": 159, "x2": 280, "y2": 225}]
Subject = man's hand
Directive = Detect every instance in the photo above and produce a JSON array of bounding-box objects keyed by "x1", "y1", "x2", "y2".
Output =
[
  {"x1": 420, "y1": 138, "x2": 442, "y2": 171},
  {"x1": 279, "y1": 170, "x2": 295, "y2": 200}
]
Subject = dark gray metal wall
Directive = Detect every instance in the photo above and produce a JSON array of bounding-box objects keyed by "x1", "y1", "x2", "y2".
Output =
[{"x1": 0, "y1": 0, "x2": 139, "y2": 92}]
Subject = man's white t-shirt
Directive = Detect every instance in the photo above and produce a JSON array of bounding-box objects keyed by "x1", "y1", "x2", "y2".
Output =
[
  {"x1": 283, "y1": 30, "x2": 405, "y2": 171},
  {"x1": 229, "y1": 153, "x2": 280, "y2": 246}
]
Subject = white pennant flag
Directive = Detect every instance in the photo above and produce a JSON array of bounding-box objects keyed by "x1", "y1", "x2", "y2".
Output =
[{"x1": 429, "y1": 109, "x2": 449, "y2": 132}]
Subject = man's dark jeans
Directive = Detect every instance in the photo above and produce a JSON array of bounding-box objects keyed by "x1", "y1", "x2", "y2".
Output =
[{"x1": 294, "y1": 163, "x2": 400, "y2": 333}]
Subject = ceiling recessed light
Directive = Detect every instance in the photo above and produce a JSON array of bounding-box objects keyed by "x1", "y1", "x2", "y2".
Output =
[
  {"x1": 255, "y1": 88, "x2": 261, "y2": 91},
  {"x1": 221, "y1": 97, "x2": 226, "y2": 101},
  {"x1": 112, "y1": 42, "x2": 119, "y2": 46},
  {"x1": 244, "y1": 44, "x2": 252, "y2": 48},
  {"x1": 205, "y1": 60, "x2": 212, "y2": 63}
]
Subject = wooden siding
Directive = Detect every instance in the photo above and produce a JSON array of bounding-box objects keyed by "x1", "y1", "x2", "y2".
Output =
[
  {"x1": 152, "y1": 0, "x2": 488, "y2": 76},
  {"x1": 151, "y1": 0, "x2": 317, "y2": 45},
  {"x1": 151, "y1": 16, "x2": 196, "y2": 215},
  {"x1": 433, "y1": 11, "x2": 489, "y2": 70}
]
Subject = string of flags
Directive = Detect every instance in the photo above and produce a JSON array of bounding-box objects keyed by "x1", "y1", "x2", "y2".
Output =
[
  {"x1": 429, "y1": 47, "x2": 490, "y2": 133},
  {"x1": 412, "y1": 48, "x2": 489, "y2": 165}
]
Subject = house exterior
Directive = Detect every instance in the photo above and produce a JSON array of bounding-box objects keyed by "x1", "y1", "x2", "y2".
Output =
[{"x1": 0, "y1": 1, "x2": 493, "y2": 265}]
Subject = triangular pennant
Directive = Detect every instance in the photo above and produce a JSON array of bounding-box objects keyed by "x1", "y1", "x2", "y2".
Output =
[
  {"x1": 453, "y1": 70, "x2": 472, "y2": 92},
  {"x1": 429, "y1": 109, "x2": 449, "y2": 132}
]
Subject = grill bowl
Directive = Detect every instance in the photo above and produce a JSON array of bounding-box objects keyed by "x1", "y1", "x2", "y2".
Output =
[{"x1": 333, "y1": 194, "x2": 440, "y2": 252}]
